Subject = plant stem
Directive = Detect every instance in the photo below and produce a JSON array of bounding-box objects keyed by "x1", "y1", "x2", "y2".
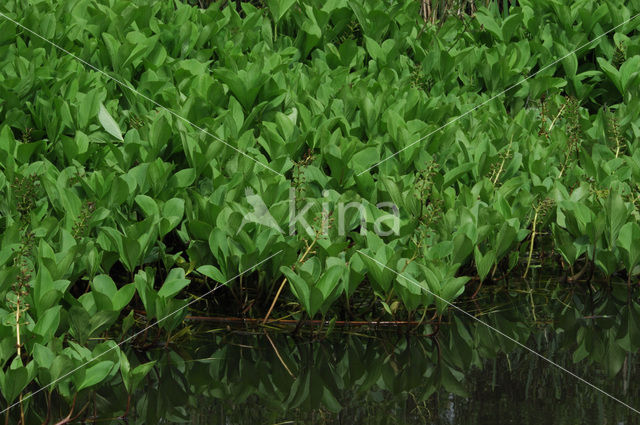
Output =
[
  {"x1": 19, "y1": 394, "x2": 24, "y2": 425},
  {"x1": 526, "y1": 278, "x2": 537, "y2": 322},
  {"x1": 262, "y1": 277, "x2": 288, "y2": 324},
  {"x1": 523, "y1": 209, "x2": 538, "y2": 279},
  {"x1": 15, "y1": 297, "x2": 26, "y2": 425},
  {"x1": 263, "y1": 236, "x2": 317, "y2": 324},
  {"x1": 263, "y1": 330, "x2": 295, "y2": 378},
  {"x1": 16, "y1": 300, "x2": 21, "y2": 358},
  {"x1": 547, "y1": 102, "x2": 566, "y2": 133},
  {"x1": 492, "y1": 135, "x2": 513, "y2": 185}
]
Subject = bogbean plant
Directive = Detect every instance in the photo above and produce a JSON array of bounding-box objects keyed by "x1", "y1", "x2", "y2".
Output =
[{"x1": 0, "y1": 0, "x2": 639, "y2": 419}]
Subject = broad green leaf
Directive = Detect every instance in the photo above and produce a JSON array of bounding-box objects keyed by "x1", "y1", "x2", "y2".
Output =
[
  {"x1": 112, "y1": 284, "x2": 136, "y2": 311},
  {"x1": 135, "y1": 195, "x2": 159, "y2": 218},
  {"x1": 33, "y1": 306, "x2": 62, "y2": 342},
  {"x1": 475, "y1": 10, "x2": 503, "y2": 40},
  {"x1": 98, "y1": 103, "x2": 124, "y2": 141},
  {"x1": 281, "y1": 266, "x2": 311, "y2": 313},
  {"x1": 158, "y1": 268, "x2": 190, "y2": 298},
  {"x1": 197, "y1": 265, "x2": 226, "y2": 282},
  {"x1": 474, "y1": 247, "x2": 496, "y2": 281},
  {"x1": 617, "y1": 222, "x2": 640, "y2": 271},
  {"x1": 0, "y1": 359, "x2": 31, "y2": 403},
  {"x1": 266, "y1": 0, "x2": 298, "y2": 22},
  {"x1": 77, "y1": 361, "x2": 115, "y2": 390},
  {"x1": 597, "y1": 57, "x2": 622, "y2": 94}
]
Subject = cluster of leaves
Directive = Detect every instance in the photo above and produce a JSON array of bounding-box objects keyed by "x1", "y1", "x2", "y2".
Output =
[{"x1": 0, "y1": 0, "x2": 640, "y2": 418}]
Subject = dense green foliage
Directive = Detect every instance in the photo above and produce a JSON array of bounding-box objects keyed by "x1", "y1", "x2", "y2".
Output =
[{"x1": 1, "y1": 0, "x2": 640, "y2": 420}]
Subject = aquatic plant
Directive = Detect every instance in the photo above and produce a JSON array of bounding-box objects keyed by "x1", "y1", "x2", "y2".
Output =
[{"x1": 0, "y1": 0, "x2": 639, "y2": 421}]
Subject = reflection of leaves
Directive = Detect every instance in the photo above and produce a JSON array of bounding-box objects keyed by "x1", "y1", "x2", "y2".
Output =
[{"x1": 616, "y1": 302, "x2": 640, "y2": 352}]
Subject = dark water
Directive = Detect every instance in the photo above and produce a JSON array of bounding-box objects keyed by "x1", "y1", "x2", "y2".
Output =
[
  {"x1": 56, "y1": 281, "x2": 640, "y2": 425},
  {"x1": 131, "y1": 330, "x2": 638, "y2": 425},
  {"x1": 22, "y1": 281, "x2": 637, "y2": 424}
]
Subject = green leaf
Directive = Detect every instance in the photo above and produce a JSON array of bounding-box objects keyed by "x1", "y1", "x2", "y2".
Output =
[
  {"x1": 168, "y1": 168, "x2": 196, "y2": 189},
  {"x1": 32, "y1": 343, "x2": 55, "y2": 369},
  {"x1": 315, "y1": 265, "x2": 343, "y2": 300},
  {"x1": 616, "y1": 303, "x2": 640, "y2": 352},
  {"x1": 597, "y1": 57, "x2": 622, "y2": 94},
  {"x1": 33, "y1": 306, "x2": 61, "y2": 342},
  {"x1": 439, "y1": 276, "x2": 468, "y2": 313},
  {"x1": 443, "y1": 163, "x2": 474, "y2": 188},
  {"x1": 98, "y1": 103, "x2": 124, "y2": 141},
  {"x1": 557, "y1": 44, "x2": 578, "y2": 78},
  {"x1": 89, "y1": 310, "x2": 120, "y2": 336},
  {"x1": 68, "y1": 306, "x2": 91, "y2": 344},
  {"x1": 118, "y1": 350, "x2": 131, "y2": 392},
  {"x1": 267, "y1": 0, "x2": 298, "y2": 22},
  {"x1": 617, "y1": 222, "x2": 640, "y2": 271},
  {"x1": 474, "y1": 248, "x2": 496, "y2": 281},
  {"x1": 495, "y1": 222, "x2": 517, "y2": 259},
  {"x1": 158, "y1": 268, "x2": 190, "y2": 298},
  {"x1": 605, "y1": 191, "x2": 628, "y2": 246},
  {"x1": 0, "y1": 359, "x2": 30, "y2": 403},
  {"x1": 121, "y1": 238, "x2": 141, "y2": 273},
  {"x1": 112, "y1": 284, "x2": 136, "y2": 311},
  {"x1": 162, "y1": 198, "x2": 185, "y2": 220},
  {"x1": 475, "y1": 10, "x2": 503, "y2": 40},
  {"x1": 281, "y1": 266, "x2": 311, "y2": 313},
  {"x1": 77, "y1": 361, "x2": 115, "y2": 390},
  {"x1": 92, "y1": 274, "x2": 117, "y2": 298},
  {"x1": 130, "y1": 361, "x2": 156, "y2": 391},
  {"x1": 77, "y1": 89, "x2": 103, "y2": 128},
  {"x1": 197, "y1": 265, "x2": 226, "y2": 282},
  {"x1": 620, "y1": 56, "x2": 640, "y2": 93},
  {"x1": 135, "y1": 195, "x2": 159, "y2": 218}
]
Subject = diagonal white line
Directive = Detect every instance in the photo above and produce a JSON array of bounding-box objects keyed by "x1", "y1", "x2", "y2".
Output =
[
  {"x1": 358, "y1": 11, "x2": 640, "y2": 176},
  {"x1": 356, "y1": 250, "x2": 640, "y2": 415},
  {"x1": 0, "y1": 10, "x2": 284, "y2": 177},
  {"x1": 0, "y1": 250, "x2": 282, "y2": 416}
]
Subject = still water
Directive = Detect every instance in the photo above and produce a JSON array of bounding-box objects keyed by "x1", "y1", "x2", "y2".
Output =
[{"x1": 44, "y1": 282, "x2": 640, "y2": 424}]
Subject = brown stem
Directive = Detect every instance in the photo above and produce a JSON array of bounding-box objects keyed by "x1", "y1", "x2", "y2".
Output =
[
  {"x1": 15, "y1": 298, "x2": 24, "y2": 425},
  {"x1": 264, "y1": 330, "x2": 295, "y2": 378},
  {"x1": 471, "y1": 279, "x2": 483, "y2": 298},
  {"x1": 262, "y1": 277, "x2": 288, "y2": 324},
  {"x1": 567, "y1": 260, "x2": 590, "y2": 282},
  {"x1": 124, "y1": 393, "x2": 131, "y2": 419},
  {"x1": 492, "y1": 135, "x2": 513, "y2": 185},
  {"x1": 40, "y1": 392, "x2": 52, "y2": 425},
  {"x1": 263, "y1": 236, "x2": 317, "y2": 324},
  {"x1": 547, "y1": 102, "x2": 567, "y2": 133},
  {"x1": 53, "y1": 394, "x2": 76, "y2": 425},
  {"x1": 186, "y1": 315, "x2": 422, "y2": 327},
  {"x1": 16, "y1": 300, "x2": 21, "y2": 358},
  {"x1": 65, "y1": 400, "x2": 91, "y2": 424},
  {"x1": 19, "y1": 393, "x2": 24, "y2": 425},
  {"x1": 523, "y1": 209, "x2": 538, "y2": 279}
]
